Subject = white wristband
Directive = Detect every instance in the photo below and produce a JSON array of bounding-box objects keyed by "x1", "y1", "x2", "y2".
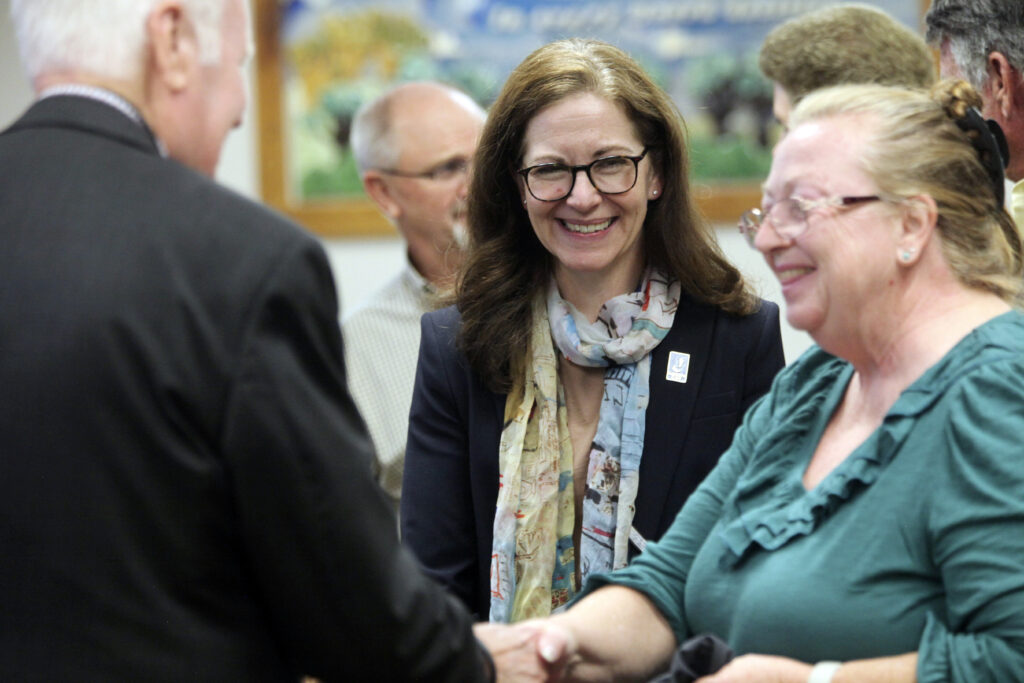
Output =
[{"x1": 808, "y1": 661, "x2": 842, "y2": 683}]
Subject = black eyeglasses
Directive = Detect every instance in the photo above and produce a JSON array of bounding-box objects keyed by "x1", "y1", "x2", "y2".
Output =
[
  {"x1": 376, "y1": 157, "x2": 470, "y2": 182},
  {"x1": 738, "y1": 195, "x2": 885, "y2": 247},
  {"x1": 518, "y1": 148, "x2": 648, "y2": 202}
]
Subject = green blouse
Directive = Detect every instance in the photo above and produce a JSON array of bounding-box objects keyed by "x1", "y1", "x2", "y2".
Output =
[{"x1": 587, "y1": 311, "x2": 1024, "y2": 681}]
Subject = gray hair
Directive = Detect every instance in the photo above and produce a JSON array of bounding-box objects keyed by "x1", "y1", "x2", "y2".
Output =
[
  {"x1": 925, "y1": 0, "x2": 1024, "y2": 91},
  {"x1": 348, "y1": 81, "x2": 484, "y2": 175},
  {"x1": 11, "y1": 0, "x2": 226, "y2": 84}
]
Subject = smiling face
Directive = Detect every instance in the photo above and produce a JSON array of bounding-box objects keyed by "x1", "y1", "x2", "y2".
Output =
[
  {"x1": 518, "y1": 92, "x2": 661, "y2": 301},
  {"x1": 756, "y1": 115, "x2": 904, "y2": 345}
]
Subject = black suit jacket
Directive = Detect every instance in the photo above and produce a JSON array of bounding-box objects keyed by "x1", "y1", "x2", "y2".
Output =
[
  {"x1": 0, "y1": 96, "x2": 483, "y2": 682},
  {"x1": 401, "y1": 298, "x2": 785, "y2": 619}
]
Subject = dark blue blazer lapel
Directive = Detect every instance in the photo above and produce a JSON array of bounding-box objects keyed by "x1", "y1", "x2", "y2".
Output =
[{"x1": 632, "y1": 296, "x2": 717, "y2": 543}]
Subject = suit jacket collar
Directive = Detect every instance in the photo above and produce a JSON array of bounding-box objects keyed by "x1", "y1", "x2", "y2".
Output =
[{"x1": 4, "y1": 95, "x2": 163, "y2": 159}]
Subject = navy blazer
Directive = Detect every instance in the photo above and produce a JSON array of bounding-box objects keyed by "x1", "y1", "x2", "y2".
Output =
[{"x1": 402, "y1": 297, "x2": 785, "y2": 619}]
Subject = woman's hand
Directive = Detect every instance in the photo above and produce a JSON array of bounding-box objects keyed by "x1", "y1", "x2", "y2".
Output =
[
  {"x1": 474, "y1": 618, "x2": 592, "y2": 682},
  {"x1": 474, "y1": 586, "x2": 675, "y2": 682},
  {"x1": 696, "y1": 654, "x2": 812, "y2": 682},
  {"x1": 475, "y1": 619, "x2": 577, "y2": 682}
]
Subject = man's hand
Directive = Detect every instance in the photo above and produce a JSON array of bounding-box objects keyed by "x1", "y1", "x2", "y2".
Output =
[{"x1": 474, "y1": 620, "x2": 579, "y2": 682}]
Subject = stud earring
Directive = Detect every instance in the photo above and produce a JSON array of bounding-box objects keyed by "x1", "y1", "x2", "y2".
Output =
[
  {"x1": 900, "y1": 248, "x2": 916, "y2": 262},
  {"x1": 651, "y1": 189, "x2": 659, "y2": 198}
]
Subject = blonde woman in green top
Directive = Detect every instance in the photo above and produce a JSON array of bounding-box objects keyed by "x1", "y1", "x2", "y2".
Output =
[{"x1": 476, "y1": 80, "x2": 1024, "y2": 682}]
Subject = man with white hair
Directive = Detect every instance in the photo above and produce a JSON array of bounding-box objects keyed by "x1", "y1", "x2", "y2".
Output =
[
  {"x1": 343, "y1": 81, "x2": 485, "y2": 514},
  {"x1": 0, "y1": 1, "x2": 495, "y2": 679},
  {"x1": 926, "y1": 0, "x2": 1024, "y2": 226}
]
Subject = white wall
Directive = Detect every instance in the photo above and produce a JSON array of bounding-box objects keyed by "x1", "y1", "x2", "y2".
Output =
[
  {"x1": 0, "y1": 1, "x2": 32, "y2": 129},
  {"x1": 0, "y1": 0, "x2": 812, "y2": 362}
]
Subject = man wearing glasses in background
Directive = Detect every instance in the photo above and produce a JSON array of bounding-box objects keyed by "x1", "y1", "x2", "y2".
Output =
[{"x1": 344, "y1": 82, "x2": 486, "y2": 516}]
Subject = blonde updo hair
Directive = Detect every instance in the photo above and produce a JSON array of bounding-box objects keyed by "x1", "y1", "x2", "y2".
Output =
[{"x1": 789, "y1": 80, "x2": 1023, "y2": 303}]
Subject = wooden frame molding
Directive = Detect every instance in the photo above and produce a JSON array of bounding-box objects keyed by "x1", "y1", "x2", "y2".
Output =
[{"x1": 254, "y1": 0, "x2": 932, "y2": 236}]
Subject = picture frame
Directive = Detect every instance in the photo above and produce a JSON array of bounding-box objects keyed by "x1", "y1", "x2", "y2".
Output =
[{"x1": 255, "y1": 0, "x2": 930, "y2": 238}]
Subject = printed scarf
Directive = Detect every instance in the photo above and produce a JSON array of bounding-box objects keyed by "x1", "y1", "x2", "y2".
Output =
[{"x1": 489, "y1": 268, "x2": 679, "y2": 622}]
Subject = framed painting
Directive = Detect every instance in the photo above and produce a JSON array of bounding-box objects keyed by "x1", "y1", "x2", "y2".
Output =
[{"x1": 255, "y1": 0, "x2": 930, "y2": 237}]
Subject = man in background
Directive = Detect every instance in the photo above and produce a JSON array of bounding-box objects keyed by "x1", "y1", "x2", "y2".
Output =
[
  {"x1": 0, "y1": 1, "x2": 494, "y2": 679},
  {"x1": 343, "y1": 81, "x2": 485, "y2": 514},
  {"x1": 759, "y1": 3, "x2": 935, "y2": 128},
  {"x1": 926, "y1": 0, "x2": 1024, "y2": 226}
]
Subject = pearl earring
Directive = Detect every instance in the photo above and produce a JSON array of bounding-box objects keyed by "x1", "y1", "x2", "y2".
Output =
[{"x1": 651, "y1": 190, "x2": 659, "y2": 198}]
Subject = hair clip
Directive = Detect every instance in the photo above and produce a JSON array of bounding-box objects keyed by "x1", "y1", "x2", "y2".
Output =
[{"x1": 955, "y1": 108, "x2": 1009, "y2": 206}]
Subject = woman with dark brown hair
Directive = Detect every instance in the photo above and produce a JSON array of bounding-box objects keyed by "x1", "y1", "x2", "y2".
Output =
[{"x1": 401, "y1": 38, "x2": 785, "y2": 623}]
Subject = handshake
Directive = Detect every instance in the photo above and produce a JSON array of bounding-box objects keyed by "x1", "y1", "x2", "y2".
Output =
[{"x1": 474, "y1": 619, "x2": 579, "y2": 682}]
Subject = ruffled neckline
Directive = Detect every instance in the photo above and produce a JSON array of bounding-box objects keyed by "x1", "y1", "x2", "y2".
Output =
[{"x1": 716, "y1": 311, "x2": 1023, "y2": 569}]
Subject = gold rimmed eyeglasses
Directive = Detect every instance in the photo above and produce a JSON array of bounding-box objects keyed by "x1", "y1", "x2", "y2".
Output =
[{"x1": 738, "y1": 195, "x2": 885, "y2": 247}]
